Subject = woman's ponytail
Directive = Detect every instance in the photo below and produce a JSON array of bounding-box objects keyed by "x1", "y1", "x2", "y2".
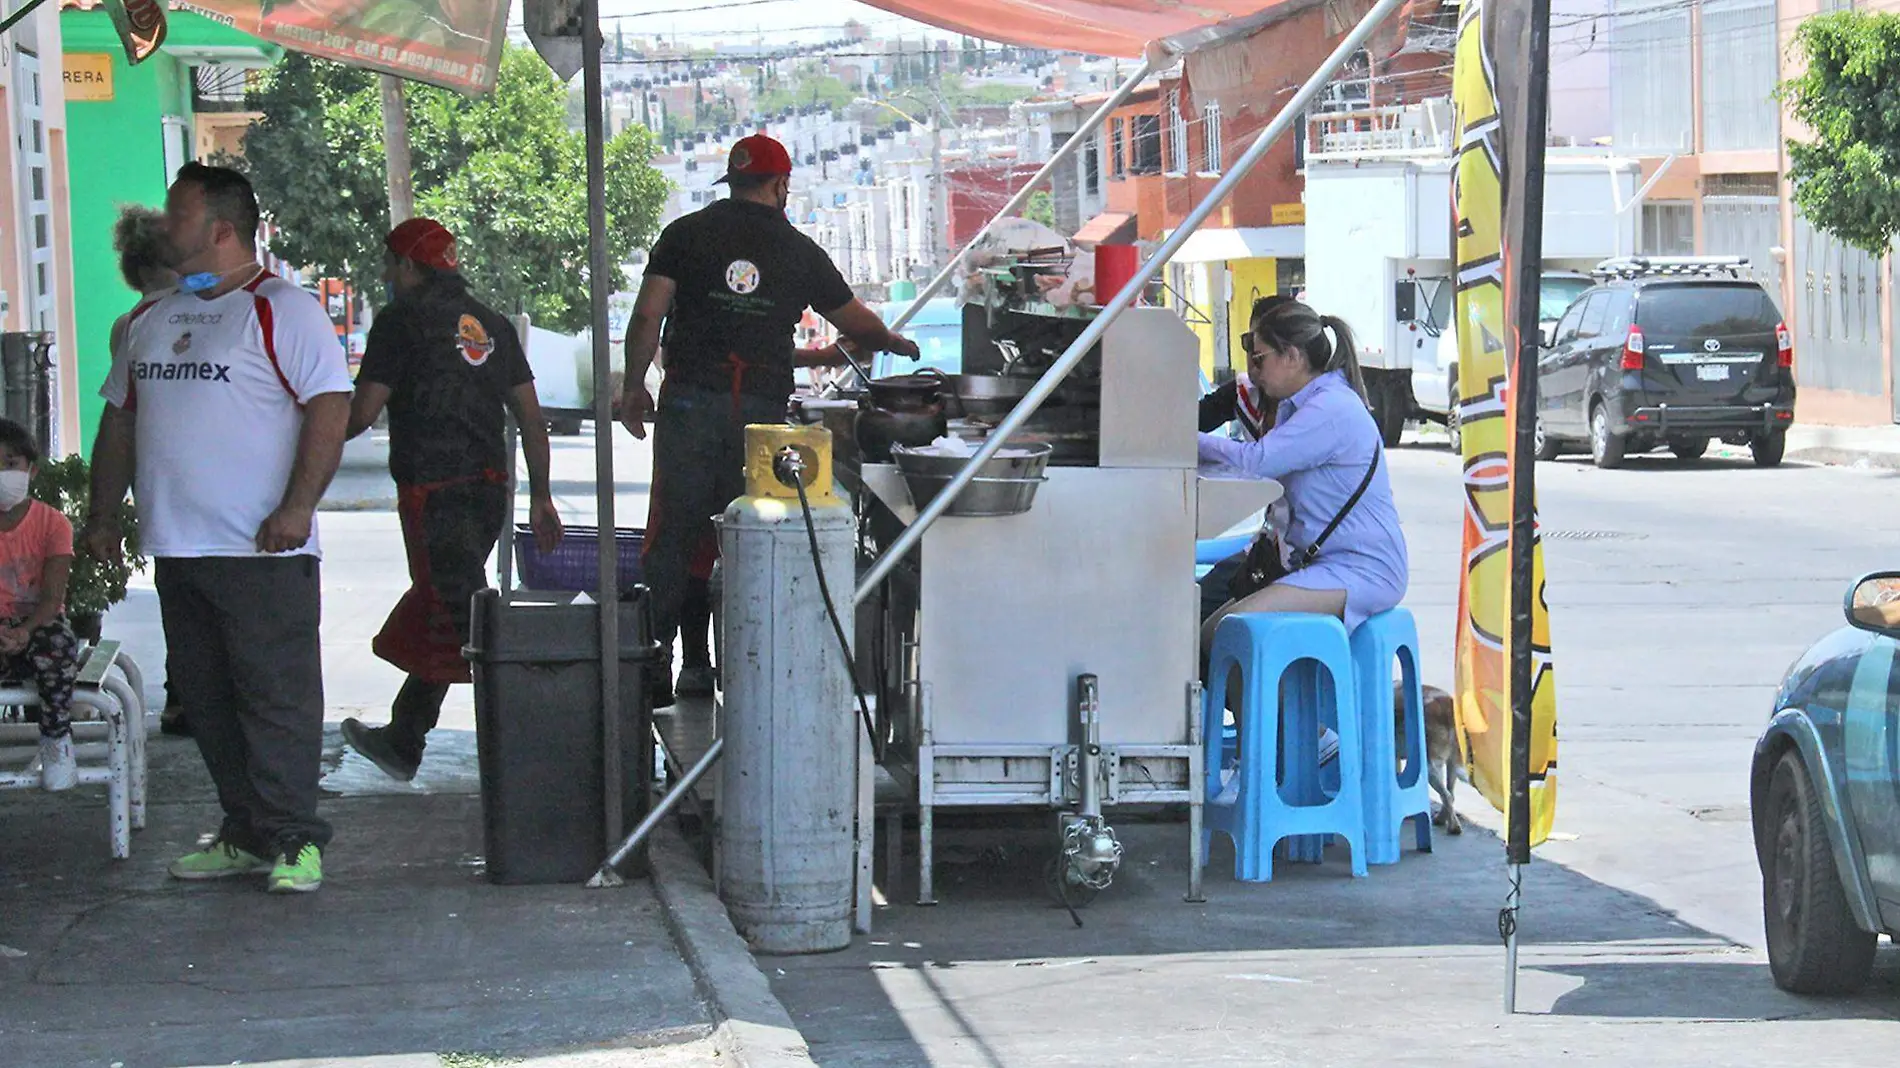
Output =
[{"x1": 1319, "y1": 315, "x2": 1369, "y2": 404}]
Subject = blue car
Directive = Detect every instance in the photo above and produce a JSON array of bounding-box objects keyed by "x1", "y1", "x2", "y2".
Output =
[{"x1": 1753, "y1": 571, "x2": 1900, "y2": 993}]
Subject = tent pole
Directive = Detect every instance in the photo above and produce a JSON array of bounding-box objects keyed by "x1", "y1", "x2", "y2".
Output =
[
  {"x1": 885, "y1": 55, "x2": 1157, "y2": 334},
  {"x1": 854, "y1": 0, "x2": 1409, "y2": 606},
  {"x1": 581, "y1": 0, "x2": 623, "y2": 846}
]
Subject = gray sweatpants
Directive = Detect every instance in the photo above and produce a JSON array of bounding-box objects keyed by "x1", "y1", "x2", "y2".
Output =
[
  {"x1": 644, "y1": 386, "x2": 786, "y2": 660},
  {"x1": 155, "y1": 556, "x2": 331, "y2": 855}
]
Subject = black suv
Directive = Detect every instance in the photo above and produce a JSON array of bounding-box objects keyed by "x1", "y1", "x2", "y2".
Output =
[{"x1": 1535, "y1": 257, "x2": 1794, "y2": 468}]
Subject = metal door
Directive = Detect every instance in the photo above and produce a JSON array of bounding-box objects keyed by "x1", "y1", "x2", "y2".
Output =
[
  {"x1": 1792, "y1": 214, "x2": 1884, "y2": 398},
  {"x1": 13, "y1": 52, "x2": 54, "y2": 335},
  {"x1": 13, "y1": 50, "x2": 58, "y2": 452}
]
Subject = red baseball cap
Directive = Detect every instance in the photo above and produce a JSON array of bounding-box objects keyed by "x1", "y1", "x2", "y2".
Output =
[
  {"x1": 715, "y1": 134, "x2": 794, "y2": 185},
  {"x1": 386, "y1": 217, "x2": 459, "y2": 271}
]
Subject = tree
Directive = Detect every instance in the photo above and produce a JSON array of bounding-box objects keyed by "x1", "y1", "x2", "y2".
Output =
[
  {"x1": 1024, "y1": 191, "x2": 1056, "y2": 230},
  {"x1": 1781, "y1": 12, "x2": 1900, "y2": 254},
  {"x1": 237, "y1": 46, "x2": 672, "y2": 332}
]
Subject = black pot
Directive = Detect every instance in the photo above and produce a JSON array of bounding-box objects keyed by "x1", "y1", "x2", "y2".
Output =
[
  {"x1": 856, "y1": 404, "x2": 947, "y2": 463},
  {"x1": 69, "y1": 612, "x2": 103, "y2": 644},
  {"x1": 864, "y1": 368, "x2": 946, "y2": 413}
]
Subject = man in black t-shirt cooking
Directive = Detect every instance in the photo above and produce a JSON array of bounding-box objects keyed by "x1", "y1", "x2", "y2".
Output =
[
  {"x1": 339, "y1": 218, "x2": 564, "y2": 781},
  {"x1": 622, "y1": 133, "x2": 918, "y2": 704}
]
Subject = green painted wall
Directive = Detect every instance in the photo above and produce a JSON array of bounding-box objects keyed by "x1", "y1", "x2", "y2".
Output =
[{"x1": 60, "y1": 11, "x2": 275, "y2": 451}]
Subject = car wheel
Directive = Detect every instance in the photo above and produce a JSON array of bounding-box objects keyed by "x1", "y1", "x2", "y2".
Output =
[
  {"x1": 1670, "y1": 436, "x2": 1709, "y2": 461},
  {"x1": 1446, "y1": 375, "x2": 1462, "y2": 454},
  {"x1": 1752, "y1": 429, "x2": 1787, "y2": 468},
  {"x1": 1761, "y1": 751, "x2": 1878, "y2": 995},
  {"x1": 1533, "y1": 414, "x2": 1561, "y2": 461},
  {"x1": 1589, "y1": 402, "x2": 1625, "y2": 469},
  {"x1": 548, "y1": 415, "x2": 585, "y2": 437}
]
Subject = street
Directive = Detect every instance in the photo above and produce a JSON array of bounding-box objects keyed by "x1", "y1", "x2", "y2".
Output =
[{"x1": 1390, "y1": 431, "x2": 1900, "y2": 950}]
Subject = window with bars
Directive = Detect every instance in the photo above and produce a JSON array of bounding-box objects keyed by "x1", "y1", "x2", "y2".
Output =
[
  {"x1": 1699, "y1": 0, "x2": 1777, "y2": 151},
  {"x1": 1202, "y1": 102, "x2": 1223, "y2": 174},
  {"x1": 1640, "y1": 201, "x2": 1696, "y2": 255},
  {"x1": 1167, "y1": 89, "x2": 1189, "y2": 174},
  {"x1": 1131, "y1": 114, "x2": 1162, "y2": 174},
  {"x1": 1110, "y1": 117, "x2": 1126, "y2": 178},
  {"x1": 1609, "y1": 0, "x2": 1694, "y2": 153}
]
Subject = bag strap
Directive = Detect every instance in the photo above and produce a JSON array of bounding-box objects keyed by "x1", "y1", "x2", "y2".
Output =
[{"x1": 1294, "y1": 443, "x2": 1381, "y2": 567}]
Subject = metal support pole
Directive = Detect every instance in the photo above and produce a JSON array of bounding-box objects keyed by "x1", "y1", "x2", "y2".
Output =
[
  {"x1": 1504, "y1": 862, "x2": 1522, "y2": 1011},
  {"x1": 854, "y1": 0, "x2": 1408, "y2": 606},
  {"x1": 884, "y1": 56, "x2": 1157, "y2": 334},
  {"x1": 1504, "y1": 0, "x2": 1555, "y2": 1014},
  {"x1": 580, "y1": 0, "x2": 623, "y2": 845},
  {"x1": 588, "y1": 738, "x2": 724, "y2": 888}
]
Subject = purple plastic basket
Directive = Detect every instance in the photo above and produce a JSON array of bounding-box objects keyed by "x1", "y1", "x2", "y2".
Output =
[{"x1": 513, "y1": 525, "x2": 644, "y2": 592}]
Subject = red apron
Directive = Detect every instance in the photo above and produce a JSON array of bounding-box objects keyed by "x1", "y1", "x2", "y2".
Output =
[{"x1": 372, "y1": 469, "x2": 508, "y2": 684}]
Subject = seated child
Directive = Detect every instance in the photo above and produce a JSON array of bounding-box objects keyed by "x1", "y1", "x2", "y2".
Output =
[{"x1": 0, "y1": 419, "x2": 80, "y2": 790}]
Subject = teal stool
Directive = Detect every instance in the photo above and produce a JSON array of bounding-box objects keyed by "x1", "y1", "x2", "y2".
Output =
[
  {"x1": 1351, "y1": 608, "x2": 1431, "y2": 864},
  {"x1": 1203, "y1": 612, "x2": 1368, "y2": 882}
]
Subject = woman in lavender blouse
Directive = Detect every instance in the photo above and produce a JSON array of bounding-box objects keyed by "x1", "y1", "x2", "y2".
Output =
[{"x1": 1197, "y1": 299, "x2": 1410, "y2": 656}]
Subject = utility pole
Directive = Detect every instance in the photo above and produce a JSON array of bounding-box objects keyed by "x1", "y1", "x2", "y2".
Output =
[
  {"x1": 380, "y1": 74, "x2": 415, "y2": 225},
  {"x1": 930, "y1": 113, "x2": 946, "y2": 276}
]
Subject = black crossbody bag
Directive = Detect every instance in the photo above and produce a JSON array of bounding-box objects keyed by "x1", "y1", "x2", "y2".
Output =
[{"x1": 1226, "y1": 445, "x2": 1382, "y2": 604}]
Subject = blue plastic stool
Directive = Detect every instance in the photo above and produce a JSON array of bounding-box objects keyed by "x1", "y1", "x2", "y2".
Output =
[
  {"x1": 1203, "y1": 612, "x2": 1368, "y2": 882},
  {"x1": 1351, "y1": 608, "x2": 1432, "y2": 864}
]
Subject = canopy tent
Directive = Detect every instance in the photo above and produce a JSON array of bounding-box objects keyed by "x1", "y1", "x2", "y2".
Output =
[{"x1": 851, "y1": 0, "x2": 1324, "y2": 60}]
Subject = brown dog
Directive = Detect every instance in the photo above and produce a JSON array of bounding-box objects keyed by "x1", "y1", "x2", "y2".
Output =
[{"x1": 1398, "y1": 682, "x2": 1463, "y2": 835}]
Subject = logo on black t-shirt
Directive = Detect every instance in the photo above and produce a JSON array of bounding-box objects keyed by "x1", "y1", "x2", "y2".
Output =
[
  {"x1": 456, "y1": 314, "x2": 495, "y2": 367},
  {"x1": 725, "y1": 260, "x2": 761, "y2": 295}
]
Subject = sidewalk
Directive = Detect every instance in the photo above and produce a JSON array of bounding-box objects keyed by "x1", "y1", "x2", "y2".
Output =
[
  {"x1": 1779, "y1": 423, "x2": 1900, "y2": 470},
  {"x1": 0, "y1": 420, "x2": 807, "y2": 1068},
  {"x1": 773, "y1": 817, "x2": 1900, "y2": 1067},
  {"x1": 0, "y1": 728, "x2": 720, "y2": 1067}
]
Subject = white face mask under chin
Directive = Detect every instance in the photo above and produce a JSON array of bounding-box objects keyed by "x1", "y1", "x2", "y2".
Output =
[{"x1": 0, "y1": 470, "x2": 31, "y2": 511}]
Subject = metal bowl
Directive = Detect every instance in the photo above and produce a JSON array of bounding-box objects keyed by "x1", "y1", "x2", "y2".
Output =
[
  {"x1": 952, "y1": 373, "x2": 1045, "y2": 420},
  {"x1": 890, "y1": 442, "x2": 1052, "y2": 517}
]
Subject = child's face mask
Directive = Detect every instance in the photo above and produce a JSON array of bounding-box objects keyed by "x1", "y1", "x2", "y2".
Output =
[{"x1": 0, "y1": 469, "x2": 30, "y2": 510}]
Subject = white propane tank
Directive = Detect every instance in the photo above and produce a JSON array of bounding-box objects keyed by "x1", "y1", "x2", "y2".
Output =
[{"x1": 717, "y1": 425, "x2": 857, "y2": 954}]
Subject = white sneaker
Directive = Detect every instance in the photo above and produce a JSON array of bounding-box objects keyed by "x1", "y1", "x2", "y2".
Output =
[{"x1": 39, "y1": 734, "x2": 77, "y2": 792}]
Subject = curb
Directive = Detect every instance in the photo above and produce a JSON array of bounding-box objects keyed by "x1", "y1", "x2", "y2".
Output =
[
  {"x1": 648, "y1": 823, "x2": 819, "y2": 1068},
  {"x1": 1785, "y1": 445, "x2": 1900, "y2": 472}
]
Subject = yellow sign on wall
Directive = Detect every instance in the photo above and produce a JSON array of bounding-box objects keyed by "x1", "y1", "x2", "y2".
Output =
[
  {"x1": 64, "y1": 54, "x2": 115, "y2": 102},
  {"x1": 1270, "y1": 202, "x2": 1306, "y2": 226}
]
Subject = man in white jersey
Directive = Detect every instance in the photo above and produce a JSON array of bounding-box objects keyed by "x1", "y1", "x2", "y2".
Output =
[{"x1": 83, "y1": 164, "x2": 353, "y2": 894}]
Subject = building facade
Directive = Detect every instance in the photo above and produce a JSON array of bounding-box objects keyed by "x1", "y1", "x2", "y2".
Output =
[{"x1": 61, "y1": 4, "x2": 279, "y2": 450}]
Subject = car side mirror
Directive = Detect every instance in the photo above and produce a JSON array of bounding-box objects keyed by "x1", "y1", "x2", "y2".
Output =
[
  {"x1": 1540, "y1": 323, "x2": 1558, "y2": 348},
  {"x1": 1394, "y1": 280, "x2": 1418, "y2": 324},
  {"x1": 1845, "y1": 570, "x2": 1900, "y2": 638}
]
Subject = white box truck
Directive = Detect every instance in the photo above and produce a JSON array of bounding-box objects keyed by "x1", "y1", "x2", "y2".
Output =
[{"x1": 1302, "y1": 152, "x2": 1640, "y2": 446}]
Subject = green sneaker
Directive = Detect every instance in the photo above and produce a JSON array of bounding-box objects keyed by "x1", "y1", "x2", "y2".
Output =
[
  {"x1": 268, "y1": 843, "x2": 323, "y2": 894},
  {"x1": 169, "y1": 841, "x2": 272, "y2": 881}
]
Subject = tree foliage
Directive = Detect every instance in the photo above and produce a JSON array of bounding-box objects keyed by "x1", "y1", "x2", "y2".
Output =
[
  {"x1": 1781, "y1": 11, "x2": 1900, "y2": 254},
  {"x1": 237, "y1": 46, "x2": 671, "y2": 331}
]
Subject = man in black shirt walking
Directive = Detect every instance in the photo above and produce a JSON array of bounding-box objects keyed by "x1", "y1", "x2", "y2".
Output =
[
  {"x1": 341, "y1": 218, "x2": 564, "y2": 780},
  {"x1": 621, "y1": 133, "x2": 918, "y2": 704}
]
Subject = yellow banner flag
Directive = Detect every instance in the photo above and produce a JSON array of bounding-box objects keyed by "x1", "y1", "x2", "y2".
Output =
[{"x1": 1450, "y1": 0, "x2": 1558, "y2": 849}]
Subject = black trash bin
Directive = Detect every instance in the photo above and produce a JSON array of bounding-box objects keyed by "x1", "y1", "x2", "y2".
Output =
[{"x1": 466, "y1": 587, "x2": 656, "y2": 885}]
